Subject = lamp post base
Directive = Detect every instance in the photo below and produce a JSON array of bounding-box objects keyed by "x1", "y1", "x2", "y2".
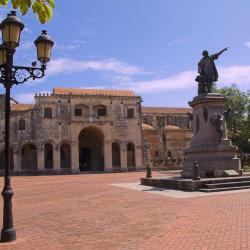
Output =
[
  {"x1": 1, "y1": 184, "x2": 16, "y2": 243},
  {"x1": 1, "y1": 228, "x2": 16, "y2": 242}
]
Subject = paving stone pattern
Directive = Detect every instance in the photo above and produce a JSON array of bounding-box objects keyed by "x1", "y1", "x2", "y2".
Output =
[{"x1": 0, "y1": 172, "x2": 250, "y2": 250}]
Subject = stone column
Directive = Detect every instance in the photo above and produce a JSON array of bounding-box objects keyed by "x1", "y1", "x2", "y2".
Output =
[
  {"x1": 13, "y1": 146, "x2": 21, "y2": 171},
  {"x1": 53, "y1": 146, "x2": 60, "y2": 170},
  {"x1": 120, "y1": 143, "x2": 127, "y2": 171},
  {"x1": 37, "y1": 144, "x2": 44, "y2": 171},
  {"x1": 104, "y1": 140, "x2": 112, "y2": 172},
  {"x1": 89, "y1": 106, "x2": 93, "y2": 119},
  {"x1": 135, "y1": 145, "x2": 143, "y2": 170},
  {"x1": 71, "y1": 142, "x2": 79, "y2": 173},
  {"x1": 142, "y1": 139, "x2": 150, "y2": 167}
]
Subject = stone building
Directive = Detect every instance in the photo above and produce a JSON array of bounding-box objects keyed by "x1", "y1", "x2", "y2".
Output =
[
  {"x1": 0, "y1": 88, "x2": 144, "y2": 174},
  {"x1": 0, "y1": 88, "x2": 194, "y2": 174},
  {"x1": 141, "y1": 107, "x2": 193, "y2": 165}
]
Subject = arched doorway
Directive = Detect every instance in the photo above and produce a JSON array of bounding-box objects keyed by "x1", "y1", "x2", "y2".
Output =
[
  {"x1": 127, "y1": 142, "x2": 136, "y2": 170},
  {"x1": 79, "y1": 127, "x2": 104, "y2": 171},
  {"x1": 60, "y1": 143, "x2": 71, "y2": 169},
  {"x1": 112, "y1": 142, "x2": 121, "y2": 171},
  {"x1": 44, "y1": 143, "x2": 53, "y2": 169},
  {"x1": 0, "y1": 148, "x2": 14, "y2": 170},
  {"x1": 21, "y1": 143, "x2": 37, "y2": 170}
]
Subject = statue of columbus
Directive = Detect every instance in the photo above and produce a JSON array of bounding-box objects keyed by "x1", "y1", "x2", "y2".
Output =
[{"x1": 195, "y1": 47, "x2": 228, "y2": 94}]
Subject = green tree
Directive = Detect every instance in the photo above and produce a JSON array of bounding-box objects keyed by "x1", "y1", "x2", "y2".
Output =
[
  {"x1": 0, "y1": 0, "x2": 55, "y2": 24},
  {"x1": 219, "y1": 84, "x2": 250, "y2": 153}
]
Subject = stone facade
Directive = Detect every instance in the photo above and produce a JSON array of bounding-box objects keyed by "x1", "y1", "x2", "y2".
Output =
[
  {"x1": 141, "y1": 107, "x2": 193, "y2": 165},
  {"x1": 0, "y1": 88, "x2": 144, "y2": 174}
]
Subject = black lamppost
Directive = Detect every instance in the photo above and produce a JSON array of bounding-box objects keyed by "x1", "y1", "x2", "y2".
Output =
[{"x1": 0, "y1": 11, "x2": 54, "y2": 242}]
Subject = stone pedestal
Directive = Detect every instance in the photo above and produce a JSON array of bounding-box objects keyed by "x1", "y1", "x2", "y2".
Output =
[{"x1": 182, "y1": 93, "x2": 241, "y2": 178}]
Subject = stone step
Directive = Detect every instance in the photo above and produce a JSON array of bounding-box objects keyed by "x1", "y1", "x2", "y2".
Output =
[
  {"x1": 198, "y1": 185, "x2": 250, "y2": 193},
  {"x1": 205, "y1": 177, "x2": 250, "y2": 184},
  {"x1": 204, "y1": 181, "x2": 250, "y2": 189}
]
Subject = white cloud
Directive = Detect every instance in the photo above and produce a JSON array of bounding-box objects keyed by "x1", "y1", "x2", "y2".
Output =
[
  {"x1": 47, "y1": 58, "x2": 146, "y2": 76},
  {"x1": 167, "y1": 36, "x2": 193, "y2": 46},
  {"x1": 111, "y1": 74, "x2": 133, "y2": 83},
  {"x1": 120, "y1": 70, "x2": 196, "y2": 93},
  {"x1": 23, "y1": 27, "x2": 33, "y2": 34},
  {"x1": 71, "y1": 40, "x2": 87, "y2": 45},
  {"x1": 245, "y1": 42, "x2": 250, "y2": 48},
  {"x1": 55, "y1": 44, "x2": 81, "y2": 50},
  {"x1": 119, "y1": 65, "x2": 250, "y2": 93},
  {"x1": 219, "y1": 65, "x2": 250, "y2": 88},
  {"x1": 55, "y1": 40, "x2": 87, "y2": 51},
  {"x1": 19, "y1": 41, "x2": 33, "y2": 50}
]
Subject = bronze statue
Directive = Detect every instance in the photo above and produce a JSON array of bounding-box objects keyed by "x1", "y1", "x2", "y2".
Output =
[{"x1": 195, "y1": 47, "x2": 228, "y2": 94}]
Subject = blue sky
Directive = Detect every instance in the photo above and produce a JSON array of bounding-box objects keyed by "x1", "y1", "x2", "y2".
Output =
[{"x1": 0, "y1": 0, "x2": 250, "y2": 107}]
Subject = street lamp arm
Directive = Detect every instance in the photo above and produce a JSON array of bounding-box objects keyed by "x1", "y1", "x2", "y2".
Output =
[{"x1": 11, "y1": 65, "x2": 46, "y2": 85}]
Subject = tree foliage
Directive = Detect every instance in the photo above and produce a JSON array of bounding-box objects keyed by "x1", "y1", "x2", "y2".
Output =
[
  {"x1": 0, "y1": 0, "x2": 55, "y2": 24},
  {"x1": 219, "y1": 85, "x2": 250, "y2": 153}
]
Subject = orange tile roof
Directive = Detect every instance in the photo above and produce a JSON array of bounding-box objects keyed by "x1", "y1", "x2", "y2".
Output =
[
  {"x1": 53, "y1": 88, "x2": 136, "y2": 97},
  {"x1": 142, "y1": 106, "x2": 192, "y2": 114},
  {"x1": 11, "y1": 104, "x2": 34, "y2": 111}
]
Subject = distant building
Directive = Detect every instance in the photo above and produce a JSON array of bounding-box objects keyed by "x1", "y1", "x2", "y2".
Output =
[{"x1": 141, "y1": 107, "x2": 192, "y2": 165}]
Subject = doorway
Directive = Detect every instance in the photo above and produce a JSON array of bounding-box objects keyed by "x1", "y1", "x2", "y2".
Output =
[{"x1": 79, "y1": 127, "x2": 104, "y2": 171}]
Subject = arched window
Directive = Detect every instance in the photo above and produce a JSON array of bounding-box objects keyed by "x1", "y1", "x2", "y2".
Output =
[
  {"x1": 93, "y1": 105, "x2": 107, "y2": 117},
  {"x1": 21, "y1": 143, "x2": 37, "y2": 170},
  {"x1": 19, "y1": 119, "x2": 25, "y2": 130},
  {"x1": 127, "y1": 108, "x2": 134, "y2": 118},
  {"x1": 60, "y1": 143, "x2": 71, "y2": 169},
  {"x1": 74, "y1": 104, "x2": 89, "y2": 117},
  {"x1": 44, "y1": 143, "x2": 53, "y2": 169},
  {"x1": 44, "y1": 108, "x2": 52, "y2": 118}
]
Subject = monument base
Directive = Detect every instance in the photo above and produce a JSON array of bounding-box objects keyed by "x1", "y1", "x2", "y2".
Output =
[
  {"x1": 182, "y1": 138, "x2": 241, "y2": 178},
  {"x1": 182, "y1": 93, "x2": 241, "y2": 178}
]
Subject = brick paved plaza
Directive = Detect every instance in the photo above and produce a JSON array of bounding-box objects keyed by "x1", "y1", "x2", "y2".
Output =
[{"x1": 1, "y1": 172, "x2": 250, "y2": 250}]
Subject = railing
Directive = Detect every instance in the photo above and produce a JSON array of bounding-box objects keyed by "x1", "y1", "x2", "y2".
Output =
[{"x1": 151, "y1": 160, "x2": 183, "y2": 176}]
